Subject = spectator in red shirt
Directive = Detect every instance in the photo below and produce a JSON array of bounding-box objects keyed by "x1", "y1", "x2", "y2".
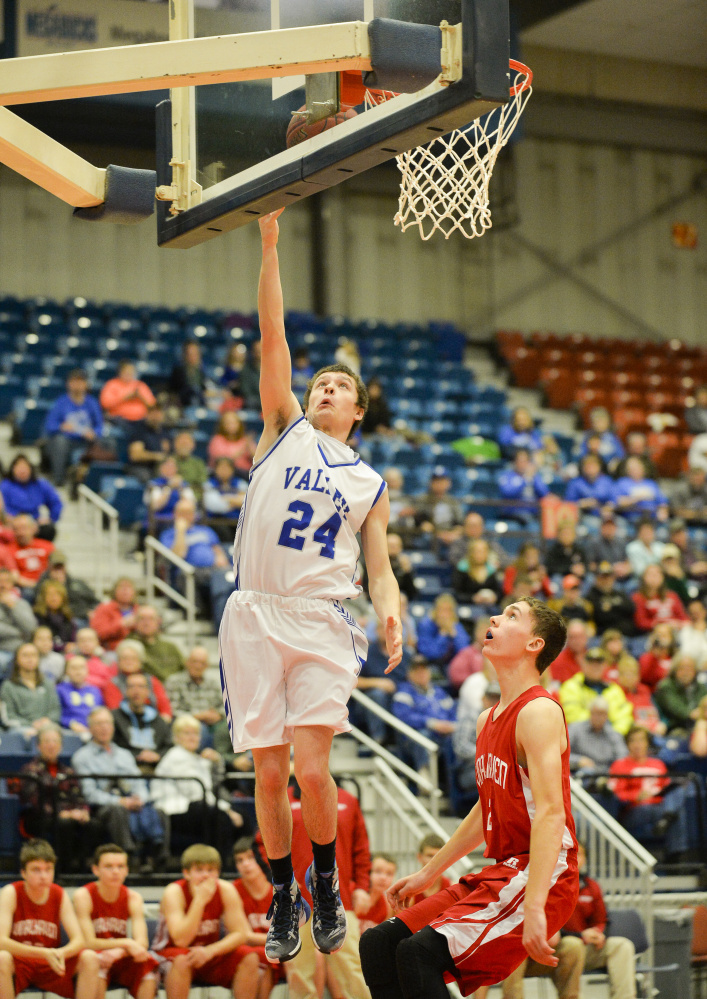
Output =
[
  {"x1": 502, "y1": 542, "x2": 552, "y2": 599},
  {"x1": 102, "y1": 640, "x2": 172, "y2": 720},
  {"x1": 616, "y1": 657, "x2": 665, "y2": 736},
  {"x1": 632, "y1": 565, "x2": 689, "y2": 634},
  {"x1": 609, "y1": 726, "x2": 690, "y2": 861},
  {"x1": 446, "y1": 617, "x2": 489, "y2": 694},
  {"x1": 5, "y1": 515, "x2": 54, "y2": 589},
  {"x1": 359, "y1": 854, "x2": 397, "y2": 934},
  {"x1": 89, "y1": 578, "x2": 139, "y2": 651},
  {"x1": 549, "y1": 619, "x2": 592, "y2": 685},
  {"x1": 410, "y1": 834, "x2": 451, "y2": 905},
  {"x1": 638, "y1": 622, "x2": 678, "y2": 691}
]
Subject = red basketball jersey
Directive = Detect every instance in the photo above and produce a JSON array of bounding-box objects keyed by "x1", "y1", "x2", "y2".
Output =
[
  {"x1": 153, "y1": 879, "x2": 223, "y2": 951},
  {"x1": 474, "y1": 686, "x2": 577, "y2": 864},
  {"x1": 234, "y1": 880, "x2": 272, "y2": 934},
  {"x1": 85, "y1": 882, "x2": 130, "y2": 938},
  {"x1": 11, "y1": 881, "x2": 63, "y2": 948}
]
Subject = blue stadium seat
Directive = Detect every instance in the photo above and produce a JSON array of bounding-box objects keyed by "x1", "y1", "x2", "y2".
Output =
[
  {"x1": 83, "y1": 461, "x2": 127, "y2": 493},
  {"x1": 0, "y1": 730, "x2": 34, "y2": 773},
  {"x1": 0, "y1": 376, "x2": 24, "y2": 417},
  {"x1": 100, "y1": 475, "x2": 146, "y2": 527},
  {"x1": 15, "y1": 400, "x2": 52, "y2": 444},
  {"x1": 0, "y1": 780, "x2": 22, "y2": 857}
]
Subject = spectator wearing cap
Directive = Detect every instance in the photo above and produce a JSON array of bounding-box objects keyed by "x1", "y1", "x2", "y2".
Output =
[
  {"x1": 584, "y1": 515, "x2": 632, "y2": 579},
  {"x1": 496, "y1": 406, "x2": 543, "y2": 459},
  {"x1": 544, "y1": 522, "x2": 588, "y2": 580},
  {"x1": 413, "y1": 468, "x2": 464, "y2": 545},
  {"x1": 0, "y1": 456, "x2": 62, "y2": 541},
  {"x1": 43, "y1": 369, "x2": 104, "y2": 486},
  {"x1": 632, "y1": 564, "x2": 689, "y2": 634},
  {"x1": 612, "y1": 456, "x2": 669, "y2": 522},
  {"x1": 548, "y1": 619, "x2": 593, "y2": 684},
  {"x1": 567, "y1": 696, "x2": 627, "y2": 772},
  {"x1": 392, "y1": 654, "x2": 456, "y2": 775},
  {"x1": 559, "y1": 646, "x2": 633, "y2": 735},
  {"x1": 497, "y1": 448, "x2": 549, "y2": 523},
  {"x1": 586, "y1": 564, "x2": 636, "y2": 636},
  {"x1": 626, "y1": 518, "x2": 665, "y2": 578},
  {"x1": 453, "y1": 680, "x2": 501, "y2": 791},
  {"x1": 667, "y1": 518, "x2": 707, "y2": 583},
  {"x1": 565, "y1": 454, "x2": 615, "y2": 514},
  {"x1": 35, "y1": 550, "x2": 98, "y2": 625},
  {"x1": 126, "y1": 404, "x2": 172, "y2": 483},
  {"x1": 416, "y1": 593, "x2": 470, "y2": 668},
  {"x1": 548, "y1": 575, "x2": 594, "y2": 624}
]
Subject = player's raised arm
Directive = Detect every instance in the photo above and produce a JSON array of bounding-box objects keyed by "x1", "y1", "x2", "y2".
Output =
[
  {"x1": 360, "y1": 491, "x2": 402, "y2": 671},
  {"x1": 517, "y1": 697, "x2": 569, "y2": 968},
  {"x1": 256, "y1": 210, "x2": 302, "y2": 447}
]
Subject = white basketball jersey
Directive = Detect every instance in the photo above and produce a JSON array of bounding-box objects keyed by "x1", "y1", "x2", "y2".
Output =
[{"x1": 233, "y1": 416, "x2": 386, "y2": 600}]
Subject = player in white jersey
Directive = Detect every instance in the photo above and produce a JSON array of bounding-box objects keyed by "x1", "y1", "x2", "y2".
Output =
[{"x1": 219, "y1": 209, "x2": 403, "y2": 966}]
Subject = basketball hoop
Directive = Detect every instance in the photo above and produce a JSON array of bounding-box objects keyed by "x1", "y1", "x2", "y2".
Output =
[{"x1": 366, "y1": 60, "x2": 532, "y2": 240}]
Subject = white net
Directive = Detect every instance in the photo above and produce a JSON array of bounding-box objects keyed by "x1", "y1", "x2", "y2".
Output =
[{"x1": 366, "y1": 61, "x2": 532, "y2": 240}]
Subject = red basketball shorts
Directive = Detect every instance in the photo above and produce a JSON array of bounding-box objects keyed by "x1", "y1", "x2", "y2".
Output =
[
  {"x1": 106, "y1": 954, "x2": 159, "y2": 996},
  {"x1": 12, "y1": 954, "x2": 80, "y2": 998},
  {"x1": 155, "y1": 945, "x2": 256, "y2": 985}
]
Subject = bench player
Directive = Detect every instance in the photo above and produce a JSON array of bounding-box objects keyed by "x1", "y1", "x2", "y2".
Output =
[
  {"x1": 0, "y1": 839, "x2": 101, "y2": 999},
  {"x1": 219, "y1": 209, "x2": 402, "y2": 964},
  {"x1": 360, "y1": 598, "x2": 579, "y2": 998},
  {"x1": 73, "y1": 843, "x2": 159, "y2": 999}
]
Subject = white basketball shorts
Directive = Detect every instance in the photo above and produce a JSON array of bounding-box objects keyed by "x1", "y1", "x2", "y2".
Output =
[{"x1": 218, "y1": 589, "x2": 368, "y2": 751}]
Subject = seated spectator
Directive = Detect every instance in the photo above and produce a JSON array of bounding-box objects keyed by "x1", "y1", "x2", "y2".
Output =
[
  {"x1": 502, "y1": 542, "x2": 553, "y2": 599},
  {"x1": 414, "y1": 468, "x2": 464, "y2": 545},
  {"x1": 639, "y1": 622, "x2": 678, "y2": 690},
  {"x1": 89, "y1": 577, "x2": 139, "y2": 651},
  {"x1": 17, "y1": 723, "x2": 93, "y2": 873},
  {"x1": 671, "y1": 466, "x2": 707, "y2": 524},
  {"x1": 1, "y1": 642, "x2": 61, "y2": 737},
  {"x1": 239, "y1": 340, "x2": 261, "y2": 410},
  {"x1": 599, "y1": 628, "x2": 640, "y2": 682},
  {"x1": 559, "y1": 646, "x2": 633, "y2": 735},
  {"x1": 632, "y1": 564, "x2": 689, "y2": 634},
  {"x1": 35, "y1": 549, "x2": 98, "y2": 625},
  {"x1": 565, "y1": 453, "x2": 615, "y2": 514},
  {"x1": 447, "y1": 510, "x2": 508, "y2": 571},
  {"x1": 203, "y1": 457, "x2": 246, "y2": 538},
  {"x1": 453, "y1": 679, "x2": 501, "y2": 791},
  {"x1": 584, "y1": 514, "x2": 632, "y2": 579},
  {"x1": 447, "y1": 616, "x2": 490, "y2": 694},
  {"x1": 56, "y1": 654, "x2": 103, "y2": 739},
  {"x1": 416, "y1": 593, "x2": 470, "y2": 668},
  {"x1": 660, "y1": 543, "x2": 691, "y2": 605},
  {"x1": 586, "y1": 563, "x2": 636, "y2": 636},
  {"x1": 535, "y1": 433, "x2": 564, "y2": 482},
  {"x1": 159, "y1": 498, "x2": 229, "y2": 618},
  {"x1": 548, "y1": 574, "x2": 594, "y2": 623},
  {"x1": 291, "y1": 347, "x2": 314, "y2": 403},
  {"x1": 654, "y1": 654, "x2": 707, "y2": 735},
  {"x1": 358, "y1": 853, "x2": 397, "y2": 933},
  {"x1": 383, "y1": 467, "x2": 416, "y2": 537},
  {"x1": 497, "y1": 406, "x2": 543, "y2": 458},
  {"x1": 568, "y1": 697, "x2": 627, "y2": 773},
  {"x1": 689, "y1": 694, "x2": 707, "y2": 756},
  {"x1": 379, "y1": 533, "x2": 417, "y2": 602},
  {"x1": 335, "y1": 336, "x2": 361, "y2": 374},
  {"x1": 392, "y1": 654, "x2": 456, "y2": 775},
  {"x1": 679, "y1": 597, "x2": 707, "y2": 668},
  {"x1": 451, "y1": 539, "x2": 503, "y2": 609},
  {"x1": 4, "y1": 514, "x2": 54, "y2": 589},
  {"x1": 230, "y1": 838, "x2": 282, "y2": 997},
  {"x1": 354, "y1": 619, "x2": 407, "y2": 745},
  {"x1": 579, "y1": 406, "x2": 625, "y2": 469},
  {"x1": 112, "y1": 671, "x2": 172, "y2": 775},
  {"x1": 43, "y1": 369, "x2": 104, "y2": 487},
  {"x1": 1, "y1": 457, "x2": 62, "y2": 542},
  {"x1": 33, "y1": 579, "x2": 76, "y2": 652},
  {"x1": 361, "y1": 376, "x2": 393, "y2": 435},
  {"x1": 688, "y1": 431, "x2": 707, "y2": 473},
  {"x1": 457, "y1": 657, "x2": 498, "y2": 727},
  {"x1": 152, "y1": 714, "x2": 245, "y2": 869},
  {"x1": 544, "y1": 522, "x2": 588, "y2": 580},
  {"x1": 207, "y1": 411, "x2": 256, "y2": 472},
  {"x1": 126, "y1": 403, "x2": 171, "y2": 483},
  {"x1": 164, "y1": 645, "x2": 225, "y2": 743},
  {"x1": 75, "y1": 627, "x2": 115, "y2": 692},
  {"x1": 168, "y1": 340, "x2": 214, "y2": 409},
  {"x1": 497, "y1": 447, "x2": 549, "y2": 521},
  {"x1": 219, "y1": 341, "x2": 248, "y2": 404},
  {"x1": 668, "y1": 517, "x2": 707, "y2": 584},
  {"x1": 549, "y1": 619, "x2": 593, "y2": 685},
  {"x1": 609, "y1": 725, "x2": 690, "y2": 861},
  {"x1": 173, "y1": 430, "x2": 209, "y2": 501},
  {"x1": 614, "y1": 431, "x2": 659, "y2": 480},
  {"x1": 685, "y1": 384, "x2": 707, "y2": 434},
  {"x1": 99, "y1": 359, "x2": 155, "y2": 424},
  {"x1": 612, "y1": 456, "x2": 668, "y2": 522},
  {"x1": 0, "y1": 566, "x2": 37, "y2": 674},
  {"x1": 72, "y1": 706, "x2": 166, "y2": 871},
  {"x1": 145, "y1": 456, "x2": 196, "y2": 534},
  {"x1": 103, "y1": 639, "x2": 172, "y2": 719},
  {"x1": 33, "y1": 625, "x2": 64, "y2": 683},
  {"x1": 128, "y1": 604, "x2": 185, "y2": 683},
  {"x1": 615, "y1": 655, "x2": 666, "y2": 736}
]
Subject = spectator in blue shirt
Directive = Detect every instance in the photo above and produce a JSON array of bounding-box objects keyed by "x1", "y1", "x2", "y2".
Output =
[
  {"x1": 565, "y1": 454, "x2": 615, "y2": 513},
  {"x1": 159, "y1": 498, "x2": 229, "y2": 617},
  {"x1": 497, "y1": 447, "x2": 549, "y2": 522},
  {"x1": 578, "y1": 407, "x2": 624, "y2": 470},
  {"x1": 0, "y1": 454, "x2": 62, "y2": 541},
  {"x1": 416, "y1": 593, "x2": 470, "y2": 667},
  {"x1": 497, "y1": 406, "x2": 544, "y2": 458},
  {"x1": 392, "y1": 654, "x2": 456, "y2": 776},
  {"x1": 43, "y1": 369, "x2": 103, "y2": 486},
  {"x1": 612, "y1": 456, "x2": 669, "y2": 522}
]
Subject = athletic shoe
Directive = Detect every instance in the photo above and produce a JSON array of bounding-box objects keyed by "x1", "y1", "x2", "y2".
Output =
[
  {"x1": 265, "y1": 878, "x2": 311, "y2": 963},
  {"x1": 306, "y1": 863, "x2": 348, "y2": 954}
]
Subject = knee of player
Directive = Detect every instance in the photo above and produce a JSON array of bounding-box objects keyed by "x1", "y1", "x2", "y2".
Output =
[
  {"x1": 293, "y1": 757, "x2": 331, "y2": 798},
  {"x1": 254, "y1": 759, "x2": 289, "y2": 797},
  {"x1": 359, "y1": 923, "x2": 402, "y2": 974},
  {"x1": 170, "y1": 954, "x2": 192, "y2": 974},
  {"x1": 238, "y1": 950, "x2": 260, "y2": 974},
  {"x1": 78, "y1": 949, "x2": 101, "y2": 974}
]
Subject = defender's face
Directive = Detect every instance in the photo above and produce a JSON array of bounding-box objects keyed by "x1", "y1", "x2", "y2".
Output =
[
  {"x1": 484, "y1": 602, "x2": 540, "y2": 663},
  {"x1": 307, "y1": 372, "x2": 362, "y2": 435}
]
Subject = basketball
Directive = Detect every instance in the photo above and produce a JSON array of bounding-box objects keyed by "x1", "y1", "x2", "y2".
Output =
[{"x1": 286, "y1": 105, "x2": 357, "y2": 149}]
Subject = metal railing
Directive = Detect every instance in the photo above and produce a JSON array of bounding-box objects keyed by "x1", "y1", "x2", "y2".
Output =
[
  {"x1": 77, "y1": 484, "x2": 119, "y2": 594},
  {"x1": 144, "y1": 535, "x2": 196, "y2": 648}
]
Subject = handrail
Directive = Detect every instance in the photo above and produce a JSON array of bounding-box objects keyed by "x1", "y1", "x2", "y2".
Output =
[
  {"x1": 77, "y1": 484, "x2": 119, "y2": 596},
  {"x1": 144, "y1": 535, "x2": 196, "y2": 648}
]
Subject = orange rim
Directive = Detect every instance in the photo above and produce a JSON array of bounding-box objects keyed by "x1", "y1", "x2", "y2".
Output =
[{"x1": 509, "y1": 59, "x2": 533, "y2": 96}]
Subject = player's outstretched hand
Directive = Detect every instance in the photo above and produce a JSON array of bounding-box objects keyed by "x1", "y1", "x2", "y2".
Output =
[
  {"x1": 384, "y1": 615, "x2": 403, "y2": 673},
  {"x1": 387, "y1": 870, "x2": 433, "y2": 911},
  {"x1": 522, "y1": 908, "x2": 558, "y2": 967},
  {"x1": 259, "y1": 209, "x2": 285, "y2": 247}
]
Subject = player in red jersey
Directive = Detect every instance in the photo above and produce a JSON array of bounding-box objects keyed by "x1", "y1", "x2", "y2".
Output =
[
  {"x1": 73, "y1": 843, "x2": 159, "y2": 999},
  {"x1": 0, "y1": 839, "x2": 101, "y2": 999},
  {"x1": 360, "y1": 597, "x2": 579, "y2": 998},
  {"x1": 233, "y1": 837, "x2": 282, "y2": 993},
  {"x1": 152, "y1": 844, "x2": 261, "y2": 999}
]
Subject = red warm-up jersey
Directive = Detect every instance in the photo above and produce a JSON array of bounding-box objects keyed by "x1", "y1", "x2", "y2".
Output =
[
  {"x1": 474, "y1": 686, "x2": 577, "y2": 864},
  {"x1": 234, "y1": 881, "x2": 272, "y2": 934},
  {"x1": 563, "y1": 875, "x2": 607, "y2": 935},
  {"x1": 152, "y1": 880, "x2": 223, "y2": 951},
  {"x1": 85, "y1": 882, "x2": 130, "y2": 938},
  {"x1": 11, "y1": 881, "x2": 63, "y2": 948}
]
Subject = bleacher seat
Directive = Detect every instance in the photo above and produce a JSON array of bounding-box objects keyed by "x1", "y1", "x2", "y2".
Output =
[
  {"x1": 15, "y1": 400, "x2": 52, "y2": 444},
  {"x1": 100, "y1": 475, "x2": 146, "y2": 527}
]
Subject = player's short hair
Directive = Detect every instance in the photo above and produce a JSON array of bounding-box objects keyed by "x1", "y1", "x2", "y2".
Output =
[
  {"x1": 418, "y1": 834, "x2": 444, "y2": 854},
  {"x1": 181, "y1": 844, "x2": 221, "y2": 872},
  {"x1": 93, "y1": 843, "x2": 128, "y2": 865},
  {"x1": 371, "y1": 852, "x2": 397, "y2": 868},
  {"x1": 20, "y1": 839, "x2": 56, "y2": 869},
  {"x1": 518, "y1": 597, "x2": 567, "y2": 674},
  {"x1": 302, "y1": 364, "x2": 369, "y2": 435}
]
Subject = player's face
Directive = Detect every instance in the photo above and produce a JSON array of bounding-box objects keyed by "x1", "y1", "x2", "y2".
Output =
[
  {"x1": 94, "y1": 853, "x2": 129, "y2": 887},
  {"x1": 22, "y1": 860, "x2": 55, "y2": 892},
  {"x1": 185, "y1": 863, "x2": 220, "y2": 887},
  {"x1": 483, "y1": 603, "x2": 543, "y2": 665},
  {"x1": 235, "y1": 850, "x2": 260, "y2": 879},
  {"x1": 306, "y1": 372, "x2": 363, "y2": 436},
  {"x1": 370, "y1": 859, "x2": 397, "y2": 893}
]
